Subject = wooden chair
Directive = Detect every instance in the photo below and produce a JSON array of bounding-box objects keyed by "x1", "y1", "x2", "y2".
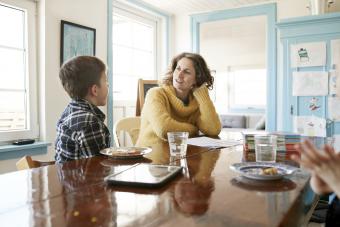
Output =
[
  {"x1": 135, "y1": 79, "x2": 158, "y2": 116},
  {"x1": 113, "y1": 117, "x2": 141, "y2": 147},
  {"x1": 16, "y1": 155, "x2": 55, "y2": 170}
]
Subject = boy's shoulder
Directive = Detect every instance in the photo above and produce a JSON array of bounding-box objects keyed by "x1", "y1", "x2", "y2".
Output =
[{"x1": 58, "y1": 101, "x2": 104, "y2": 129}]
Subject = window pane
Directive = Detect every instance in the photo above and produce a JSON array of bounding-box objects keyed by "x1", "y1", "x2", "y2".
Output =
[
  {"x1": 112, "y1": 13, "x2": 155, "y2": 101},
  {"x1": 113, "y1": 15, "x2": 132, "y2": 46},
  {"x1": 112, "y1": 76, "x2": 138, "y2": 100},
  {"x1": 0, "y1": 5, "x2": 24, "y2": 49},
  {"x1": 0, "y1": 4, "x2": 28, "y2": 133},
  {"x1": 132, "y1": 22, "x2": 153, "y2": 51},
  {"x1": 113, "y1": 45, "x2": 133, "y2": 76},
  {"x1": 0, "y1": 91, "x2": 26, "y2": 131},
  {"x1": 132, "y1": 50, "x2": 153, "y2": 78},
  {"x1": 232, "y1": 69, "x2": 266, "y2": 108},
  {"x1": 0, "y1": 48, "x2": 25, "y2": 89}
]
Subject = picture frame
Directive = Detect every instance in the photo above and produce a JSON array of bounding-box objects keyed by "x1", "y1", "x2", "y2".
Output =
[
  {"x1": 135, "y1": 79, "x2": 159, "y2": 116},
  {"x1": 60, "y1": 20, "x2": 96, "y2": 65}
]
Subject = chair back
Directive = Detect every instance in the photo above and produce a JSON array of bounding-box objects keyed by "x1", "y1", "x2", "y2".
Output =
[
  {"x1": 16, "y1": 156, "x2": 55, "y2": 170},
  {"x1": 113, "y1": 116, "x2": 141, "y2": 147},
  {"x1": 136, "y1": 79, "x2": 158, "y2": 116}
]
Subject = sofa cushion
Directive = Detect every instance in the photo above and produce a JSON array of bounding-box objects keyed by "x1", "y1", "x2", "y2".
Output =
[
  {"x1": 254, "y1": 116, "x2": 265, "y2": 130},
  {"x1": 219, "y1": 115, "x2": 246, "y2": 128}
]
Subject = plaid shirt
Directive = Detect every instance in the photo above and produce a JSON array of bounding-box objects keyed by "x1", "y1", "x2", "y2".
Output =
[{"x1": 55, "y1": 99, "x2": 111, "y2": 163}]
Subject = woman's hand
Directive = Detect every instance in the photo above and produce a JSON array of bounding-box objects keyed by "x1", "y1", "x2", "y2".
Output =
[{"x1": 192, "y1": 83, "x2": 206, "y2": 93}]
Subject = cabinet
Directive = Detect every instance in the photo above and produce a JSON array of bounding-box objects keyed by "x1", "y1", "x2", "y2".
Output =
[{"x1": 277, "y1": 12, "x2": 340, "y2": 136}]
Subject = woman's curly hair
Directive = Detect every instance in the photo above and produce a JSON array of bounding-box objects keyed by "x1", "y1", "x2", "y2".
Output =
[{"x1": 162, "y1": 52, "x2": 214, "y2": 89}]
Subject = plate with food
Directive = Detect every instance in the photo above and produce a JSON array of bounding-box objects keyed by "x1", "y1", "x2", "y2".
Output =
[
  {"x1": 229, "y1": 162, "x2": 298, "y2": 180},
  {"x1": 100, "y1": 147, "x2": 152, "y2": 159}
]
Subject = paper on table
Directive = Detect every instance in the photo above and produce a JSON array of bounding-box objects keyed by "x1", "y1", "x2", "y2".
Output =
[{"x1": 187, "y1": 136, "x2": 242, "y2": 148}]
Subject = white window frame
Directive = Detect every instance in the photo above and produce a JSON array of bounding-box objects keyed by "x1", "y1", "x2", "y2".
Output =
[{"x1": 0, "y1": 0, "x2": 38, "y2": 143}]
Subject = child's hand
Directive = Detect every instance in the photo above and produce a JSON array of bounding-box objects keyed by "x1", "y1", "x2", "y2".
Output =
[{"x1": 291, "y1": 140, "x2": 340, "y2": 196}]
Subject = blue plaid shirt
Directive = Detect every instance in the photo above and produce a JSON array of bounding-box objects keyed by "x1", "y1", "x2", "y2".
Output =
[{"x1": 55, "y1": 99, "x2": 111, "y2": 163}]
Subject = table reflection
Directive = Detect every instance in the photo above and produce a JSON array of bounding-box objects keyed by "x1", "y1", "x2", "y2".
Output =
[
  {"x1": 230, "y1": 176, "x2": 297, "y2": 192},
  {"x1": 172, "y1": 151, "x2": 220, "y2": 215}
]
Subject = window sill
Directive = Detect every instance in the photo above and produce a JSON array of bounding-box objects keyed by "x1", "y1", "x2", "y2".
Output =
[
  {"x1": 228, "y1": 108, "x2": 265, "y2": 114},
  {"x1": 0, "y1": 142, "x2": 51, "y2": 160}
]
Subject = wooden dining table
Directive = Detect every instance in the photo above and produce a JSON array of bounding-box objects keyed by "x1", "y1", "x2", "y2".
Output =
[{"x1": 0, "y1": 133, "x2": 317, "y2": 227}]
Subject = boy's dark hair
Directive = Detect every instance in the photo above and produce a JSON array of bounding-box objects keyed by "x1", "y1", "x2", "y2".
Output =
[{"x1": 59, "y1": 56, "x2": 106, "y2": 99}]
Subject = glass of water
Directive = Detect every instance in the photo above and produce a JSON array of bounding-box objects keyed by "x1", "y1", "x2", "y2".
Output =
[
  {"x1": 254, "y1": 135, "x2": 277, "y2": 163},
  {"x1": 167, "y1": 132, "x2": 189, "y2": 157}
]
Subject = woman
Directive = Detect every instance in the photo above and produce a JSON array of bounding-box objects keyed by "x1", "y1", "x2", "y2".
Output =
[{"x1": 136, "y1": 52, "x2": 221, "y2": 147}]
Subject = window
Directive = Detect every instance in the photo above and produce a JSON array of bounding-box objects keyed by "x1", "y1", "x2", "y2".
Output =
[
  {"x1": 112, "y1": 4, "x2": 158, "y2": 101},
  {"x1": 228, "y1": 68, "x2": 266, "y2": 110},
  {"x1": 213, "y1": 67, "x2": 266, "y2": 113},
  {"x1": 0, "y1": 0, "x2": 38, "y2": 143}
]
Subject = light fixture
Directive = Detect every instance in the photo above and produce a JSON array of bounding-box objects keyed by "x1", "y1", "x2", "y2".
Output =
[{"x1": 307, "y1": 0, "x2": 335, "y2": 15}]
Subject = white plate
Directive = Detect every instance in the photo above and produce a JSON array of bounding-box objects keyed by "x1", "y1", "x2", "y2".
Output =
[
  {"x1": 100, "y1": 147, "x2": 152, "y2": 159},
  {"x1": 230, "y1": 162, "x2": 298, "y2": 180}
]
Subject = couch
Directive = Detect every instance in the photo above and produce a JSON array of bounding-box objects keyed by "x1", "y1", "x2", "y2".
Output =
[{"x1": 219, "y1": 114, "x2": 265, "y2": 132}]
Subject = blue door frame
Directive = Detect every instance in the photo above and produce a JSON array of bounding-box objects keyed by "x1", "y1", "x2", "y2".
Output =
[{"x1": 190, "y1": 3, "x2": 277, "y2": 131}]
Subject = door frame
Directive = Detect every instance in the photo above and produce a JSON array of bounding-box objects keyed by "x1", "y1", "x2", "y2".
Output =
[{"x1": 190, "y1": 3, "x2": 277, "y2": 131}]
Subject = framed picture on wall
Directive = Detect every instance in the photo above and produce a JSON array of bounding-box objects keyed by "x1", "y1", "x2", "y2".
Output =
[{"x1": 60, "y1": 20, "x2": 96, "y2": 65}]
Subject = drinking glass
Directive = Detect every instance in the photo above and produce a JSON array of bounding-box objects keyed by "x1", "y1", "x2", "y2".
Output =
[
  {"x1": 254, "y1": 135, "x2": 277, "y2": 162},
  {"x1": 167, "y1": 132, "x2": 189, "y2": 157}
]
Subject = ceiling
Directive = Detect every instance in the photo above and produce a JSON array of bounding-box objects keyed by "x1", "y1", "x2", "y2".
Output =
[{"x1": 140, "y1": 0, "x2": 273, "y2": 15}]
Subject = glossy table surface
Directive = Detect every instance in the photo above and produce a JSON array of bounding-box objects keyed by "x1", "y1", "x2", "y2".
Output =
[{"x1": 0, "y1": 135, "x2": 316, "y2": 227}]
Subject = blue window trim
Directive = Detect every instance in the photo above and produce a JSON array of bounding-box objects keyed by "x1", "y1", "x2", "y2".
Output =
[
  {"x1": 107, "y1": 0, "x2": 114, "y2": 145},
  {"x1": 107, "y1": 0, "x2": 170, "y2": 145},
  {"x1": 190, "y1": 3, "x2": 277, "y2": 131},
  {"x1": 0, "y1": 142, "x2": 51, "y2": 160}
]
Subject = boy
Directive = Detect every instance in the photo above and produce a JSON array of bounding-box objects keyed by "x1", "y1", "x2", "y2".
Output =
[{"x1": 55, "y1": 56, "x2": 111, "y2": 163}]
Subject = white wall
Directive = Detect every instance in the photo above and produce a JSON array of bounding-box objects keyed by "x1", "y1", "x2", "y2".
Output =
[{"x1": 0, "y1": 0, "x2": 107, "y2": 174}]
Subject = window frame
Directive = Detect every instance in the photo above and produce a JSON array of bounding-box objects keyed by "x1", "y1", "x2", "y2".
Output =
[{"x1": 0, "y1": 0, "x2": 39, "y2": 143}]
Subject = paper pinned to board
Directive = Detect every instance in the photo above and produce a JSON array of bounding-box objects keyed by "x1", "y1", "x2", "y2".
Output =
[
  {"x1": 329, "y1": 71, "x2": 339, "y2": 96},
  {"x1": 292, "y1": 71, "x2": 328, "y2": 96},
  {"x1": 328, "y1": 97, "x2": 340, "y2": 121},
  {"x1": 293, "y1": 115, "x2": 326, "y2": 137},
  {"x1": 291, "y1": 42, "x2": 326, "y2": 68},
  {"x1": 187, "y1": 136, "x2": 242, "y2": 148},
  {"x1": 331, "y1": 39, "x2": 340, "y2": 67}
]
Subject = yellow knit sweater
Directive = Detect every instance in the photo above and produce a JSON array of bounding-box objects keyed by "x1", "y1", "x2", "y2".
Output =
[{"x1": 136, "y1": 85, "x2": 221, "y2": 147}]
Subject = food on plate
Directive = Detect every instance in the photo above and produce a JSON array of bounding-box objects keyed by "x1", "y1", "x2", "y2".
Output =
[
  {"x1": 111, "y1": 148, "x2": 141, "y2": 156},
  {"x1": 260, "y1": 167, "x2": 278, "y2": 175}
]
